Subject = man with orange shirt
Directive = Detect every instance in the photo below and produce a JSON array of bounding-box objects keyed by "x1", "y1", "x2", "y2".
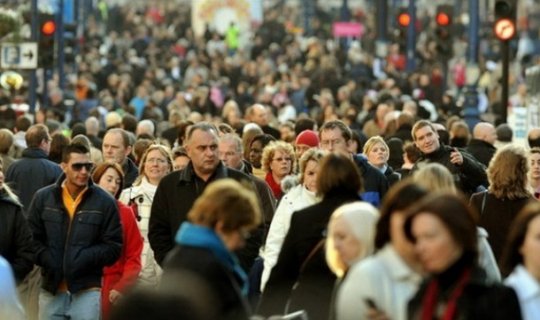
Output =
[{"x1": 28, "y1": 143, "x2": 122, "y2": 319}]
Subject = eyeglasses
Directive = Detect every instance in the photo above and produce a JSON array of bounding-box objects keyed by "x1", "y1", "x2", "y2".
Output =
[
  {"x1": 71, "y1": 162, "x2": 94, "y2": 172},
  {"x1": 146, "y1": 158, "x2": 167, "y2": 165}
]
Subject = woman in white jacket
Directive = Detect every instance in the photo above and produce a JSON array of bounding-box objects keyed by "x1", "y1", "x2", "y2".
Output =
[
  {"x1": 120, "y1": 144, "x2": 173, "y2": 288},
  {"x1": 502, "y1": 202, "x2": 540, "y2": 320},
  {"x1": 260, "y1": 149, "x2": 325, "y2": 291}
]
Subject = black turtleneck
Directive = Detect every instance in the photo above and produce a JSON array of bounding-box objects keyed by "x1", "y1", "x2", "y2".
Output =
[{"x1": 433, "y1": 251, "x2": 475, "y2": 292}]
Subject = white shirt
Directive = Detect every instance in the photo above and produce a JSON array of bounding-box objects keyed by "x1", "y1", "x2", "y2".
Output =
[
  {"x1": 336, "y1": 245, "x2": 422, "y2": 320},
  {"x1": 260, "y1": 184, "x2": 319, "y2": 291},
  {"x1": 505, "y1": 265, "x2": 540, "y2": 320}
]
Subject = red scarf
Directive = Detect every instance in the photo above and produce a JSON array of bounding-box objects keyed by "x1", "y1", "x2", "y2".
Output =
[
  {"x1": 265, "y1": 172, "x2": 282, "y2": 200},
  {"x1": 421, "y1": 268, "x2": 471, "y2": 320}
]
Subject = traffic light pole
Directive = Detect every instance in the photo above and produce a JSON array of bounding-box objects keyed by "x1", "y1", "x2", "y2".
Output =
[
  {"x1": 501, "y1": 40, "x2": 510, "y2": 123},
  {"x1": 58, "y1": 0, "x2": 66, "y2": 90},
  {"x1": 405, "y1": 0, "x2": 416, "y2": 72},
  {"x1": 30, "y1": 0, "x2": 38, "y2": 113}
]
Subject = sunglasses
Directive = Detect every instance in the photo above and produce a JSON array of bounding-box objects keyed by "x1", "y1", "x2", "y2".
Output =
[{"x1": 71, "y1": 162, "x2": 94, "y2": 172}]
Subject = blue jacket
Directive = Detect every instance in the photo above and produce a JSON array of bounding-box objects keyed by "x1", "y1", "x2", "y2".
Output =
[
  {"x1": 28, "y1": 174, "x2": 123, "y2": 294},
  {"x1": 5, "y1": 148, "x2": 63, "y2": 211},
  {"x1": 352, "y1": 154, "x2": 389, "y2": 207}
]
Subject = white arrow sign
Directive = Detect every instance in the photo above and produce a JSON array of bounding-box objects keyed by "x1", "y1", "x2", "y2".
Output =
[{"x1": 1, "y1": 42, "x2": 38, "y2": 69}]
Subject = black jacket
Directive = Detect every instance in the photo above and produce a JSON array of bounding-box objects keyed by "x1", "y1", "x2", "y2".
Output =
[
  {"x1": 408, "y1": 266, "x2": 522, "y2": 320},
  {"x1": 384, "y1": 166, "x2": 401, "y2": 187},
  {"x1": 352, "y1": 155, "x2": 389, "y2": 207},
  {"x1": 5, "y1": 148, "x2": 63, "y2": 210},
  {"x1": 257, "y1": 189, "x2": 360, "y2": 319},
  {"x1": 0, "y1": 191, "x2": 33, "y2": 282},
  {"x1": 163, "y1": 245, "x2": 251, "y2": 320},
  {"x1": 414, "y1": 145, "x2": 488, "y2": 195},
  {"x1": 28, "y1": 175, "x2": 123, "y2": 294},
  {"x1": 122, "y1": 157, "x2": 139, "y2": 188},
  {"x1": 149, "y1": 162, "x2": 267, "y2": 271},
  {"x1": 466, "y1": 139, "x2": 496, "y2": 167}
]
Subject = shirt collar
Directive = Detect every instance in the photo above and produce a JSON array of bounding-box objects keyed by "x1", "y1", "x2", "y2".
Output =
[{"x1": 178, "y1": 161, "x2": 228, "y2": 183}]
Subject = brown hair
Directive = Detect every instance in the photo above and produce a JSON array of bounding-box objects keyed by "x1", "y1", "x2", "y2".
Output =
[
  {"x1": 316, "y1": 153, "x2": 362, "y2": 198},
  {"x1": 92, "y1": 161, "x2": 125, "y2": 199},
  {"x1": 319, "y1": 120, "x2": 352, "y2": 141},
  {"x1": 501, "y1": 201, "x2": 540, "y2": 276},
  {"x1": 487, "y1": 144, "x2": 531, "y2": 200},
  {"x1": 188, "y1": 179, "x2": 261, "y2": 232},
  {"x1": 0, "y1": 129, "x2": 13, "y2": 154},
  {"x1": 25, "y1": 124, "x2": 50, "y2": 148},
  {"x1": 411, "y1": 120, "x2": 436, "y2": 141},
  {"x1": 404, "y1": 192, "x2": 479, "y2": 263}
]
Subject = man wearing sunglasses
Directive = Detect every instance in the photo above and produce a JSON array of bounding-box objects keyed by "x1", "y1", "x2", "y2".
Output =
[{"x1": 28, "y1": 143, "x2": 123, "y2": 320}]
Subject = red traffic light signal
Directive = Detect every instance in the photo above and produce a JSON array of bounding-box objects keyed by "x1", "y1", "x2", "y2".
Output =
[
  {"x1": 397, "y1": 12, "x2": 411, "y2": 27},
  {"x1": 436, "y1": 12, "x2": 451, "y2": 26},
  {"x1": 494, "y1": 0, "x2": 517, "y2": 41},
  {"x1": 494, "y1": 18, "x2": 516, "y2": 41},
  {"x1": 41, "y1": 20, "x2": 56, "y2": 36}
]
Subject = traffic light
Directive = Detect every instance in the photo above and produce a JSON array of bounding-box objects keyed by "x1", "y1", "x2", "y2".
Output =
[
  {"x1": 38, "y1": 14, "x2": 56, "y2": 68},
  {"x1": 395, "y1": 7, "x2": 410, "y2": 49},
  {"x1": 494, "y1": 0, "x2": 517, "y2": 41},
  {"x1": 434, "y1": 5, "x2": 453, "y2": 60},
  {"x1": 63, "y1": 23, "x2": 78, "y2": 64}
]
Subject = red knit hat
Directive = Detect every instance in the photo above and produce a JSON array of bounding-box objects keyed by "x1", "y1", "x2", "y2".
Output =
[{"x1": 295, "y1": 130, "x2": 319, "y2": 147}]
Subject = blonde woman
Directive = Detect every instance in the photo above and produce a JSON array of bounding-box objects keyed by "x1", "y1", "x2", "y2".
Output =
[
  {"x1": 120, "y1": 144, "x2": 174, "y2": 287},
  {"x1": 261, "y1": 140, "x2": 295, "y2": 200},
  {"x1": 363, "y1": 136, "x2": 401, "y2": 187}
]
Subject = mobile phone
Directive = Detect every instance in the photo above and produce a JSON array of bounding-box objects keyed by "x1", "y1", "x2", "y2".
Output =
[{"x1": 364, "y1": 298, "x2": 378, "y2": 310}]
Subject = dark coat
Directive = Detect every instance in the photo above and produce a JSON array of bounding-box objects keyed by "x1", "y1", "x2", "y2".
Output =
[
  {"x1": 0, "y1": 191, "x2": 33, "y2": 282},
  {"x1": 414, "y1": 145, "x2": 488, "y2": 195},
  {"x1": 122, "y1": 157, "x2": 139, "y2": 188},
  {"x1": 470, "y1": 191, "x2": 533, "y2": 265},
  {"x1": 149, "y1": 162, "x2": 270, "y2": 271},
  {"x1": 5, "y1": 148, "x2": 63, "y2": 210},
  {"x1": 28, "y1": 175, "x2": 123, "y2": 294},
  {"x1": 408, "y1": 267, "x2": 522, "y2": 320},
  {"x1": 257, "y1": 189, "x2": 360, "y2": 319},
  {"x1": 163, "y1": 245, "x2": 251, "y2": 320},
  {"x1": 384, "y1": 166, "x2": 401, "y2": 187},
  {"x1": 466, "y1": 139, "x2": 497, "y2": 167},
  {"x1": 353, "y1": 155, "x2": 389, "y2": 207}
]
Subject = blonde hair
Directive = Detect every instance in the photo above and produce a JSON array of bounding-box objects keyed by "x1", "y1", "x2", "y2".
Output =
[
  {"x1": 326, "y1": 202, "x2": 379, "y2": 278},
  {"x1": 298, "y1": 149, "x2": 326, "y2": 184},
  {"x1": 413, "y1": 163, "x2": 457, "y2": 194},
  {"x1": 136, "y1": 144, "x2": 174, "y2": 186},
  {"x1": 0, "y1": 158, "x2": 20, "y2": 205},
  {"x1": 261, "y1": 140, "x2": 295, "y2": 174},
  {"x1": 188, "y1": 179, "x2": 261, "y2": 231}
]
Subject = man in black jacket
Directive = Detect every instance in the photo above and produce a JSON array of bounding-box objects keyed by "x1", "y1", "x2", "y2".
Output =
[
  {"x1": 102, "y1": 128, "x2": 138, "y2": 188},
  {"x1": 6, "y1": 124, "x2": 62, "y2": 211},
  {"x1": 149, "y1": 123, "x2": 266, "y2": 272},
  {"x1": 466, "y1": 122, "x2": 497, "y2": 167},
  {"x1": 412, "y1": 120, "x2": 488, "y2": 194},
  {"x1": 28, "y1": 144, "x2": 122, "y2": 319}
]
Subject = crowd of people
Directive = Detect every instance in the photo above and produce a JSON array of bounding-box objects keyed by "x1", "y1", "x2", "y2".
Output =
[{"x1": 1, "y1": 1, "x2": 540, "y2": 320}]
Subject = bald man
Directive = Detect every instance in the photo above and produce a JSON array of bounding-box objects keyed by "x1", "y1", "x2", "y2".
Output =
[
  {"x1": 466, "y1": 122, "x2": 497, "y2": 166},
  {"x1": 528, "y1": 127, "x2": 540, "y2": 148}
]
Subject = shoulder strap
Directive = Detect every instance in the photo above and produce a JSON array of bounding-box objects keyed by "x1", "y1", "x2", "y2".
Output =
[
  {"x1": 480, "y1": 191, "x2": 487, "y2": 216},
  {"x1": 299, "y1": 239, "x2": 326, "y2": 275}
]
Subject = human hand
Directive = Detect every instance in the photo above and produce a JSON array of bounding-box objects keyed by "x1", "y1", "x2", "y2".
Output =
[
  {"x1": 450, "y1": 148, "x2": 463, "y2": 165},
  {"x1": 109, "y1": 289, "x2": 122, "y2": 304}
]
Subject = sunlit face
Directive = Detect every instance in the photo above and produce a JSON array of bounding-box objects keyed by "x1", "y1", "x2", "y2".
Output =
[
  {"x1": 320, "y1": 128, "x2": 349, "y2": 154},
  {"x1": 269, "y1": 150, "x2": 293, "y2": 179},
  {"x1": 219, "y1": 140, "x2": 243, "y2": 170},
  {"x1": 530, "y1": 153, "x2": 540, "y2": 180},
  {"x1": 303, "y1": 160, "x2": 320, "y2": 193},
  {"x1": 62, "y1": 152, "x2": 93, "y2": 191},
  {"x1": 367, "y1": 142, "x2": 389, "y2": 169},
  {"x1": 98, "y1": 167, "x2": 122, "y2": 197},
  {"x1": 143, "y1": 149, "x2": 171, "y2": 183},
  {"x1": 520, "y1": 215, "x2": 540, "y2": 278},
  {"x1": 412, "y1": 213, "x2": 463, "y2": 273},
  {"x1": 174, "y1": 155, "x2": 190, "y2": 171},
  {"x1": 103, "y1": 132, "x2": 130, "y2": 164},
  {"x1": 331, "y1": 216, "x2": 362, "y2": 266},
  {"x1": 414, "y1": 125, "x2": 440, "y2": 155},
  {"x1": 186, "y1": 129, "x2": 220, "y2": 176}
]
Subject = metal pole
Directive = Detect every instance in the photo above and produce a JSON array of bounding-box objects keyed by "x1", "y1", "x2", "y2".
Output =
[
  {"x1": 58, "y1": 0, "x2": 65, "y2": 90},
  {"x1": 468, "y1": 0, "x2": 479, "y2": 63},
  {"x1": 29, "y1": 0, "x2": 38, "y2": 113},
  {"x1": 375, "y1": 0, "x2": 387, "y2": 42},
  {"x1": 406, "y1": 0, "x2": 416, "y2": 72},
  {"x1": 501, "y1": 40, "x2": 510, "y2": 123}
]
